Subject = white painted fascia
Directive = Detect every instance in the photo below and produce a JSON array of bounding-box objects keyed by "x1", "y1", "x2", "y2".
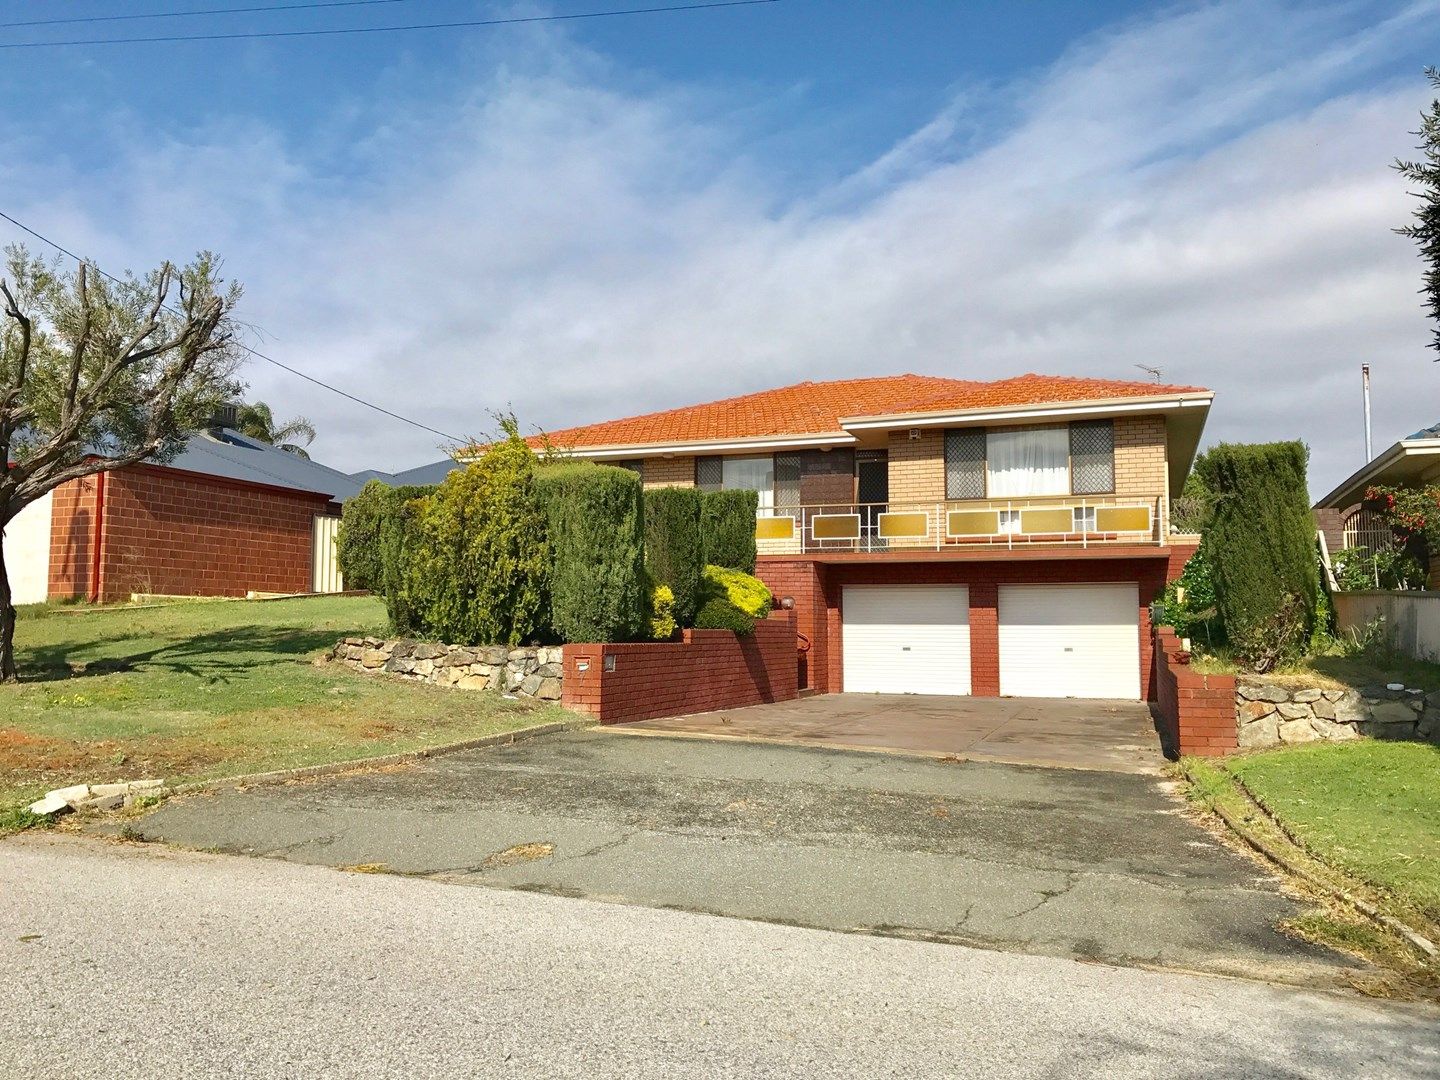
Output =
[
  {"x1": 546, "y1": 433, "x2": 858, "y2": 459},
  {"x1": 837, "y1": 392, "x2": 1214, "y2": 432}
]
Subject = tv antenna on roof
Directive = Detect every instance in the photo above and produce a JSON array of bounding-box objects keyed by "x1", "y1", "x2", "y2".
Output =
[{"x1": 1134, "y1": 363, "x2": 1163, "y2": 383}]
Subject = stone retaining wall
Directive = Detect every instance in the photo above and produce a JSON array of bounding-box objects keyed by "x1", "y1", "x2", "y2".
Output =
[
  {"x1": 1237, "y1": 681, "x2": 1440, "y2": 749},
  {"x1": 329, "y1": 638, "x2": 563, "y2": 701}
]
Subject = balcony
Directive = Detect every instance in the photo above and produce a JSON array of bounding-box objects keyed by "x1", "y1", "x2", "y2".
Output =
[{"x1": 755, "y1": 496, "x2": 1167, "y2": 557}]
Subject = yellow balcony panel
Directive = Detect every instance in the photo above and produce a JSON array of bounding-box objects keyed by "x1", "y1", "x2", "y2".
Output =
[
  {"x1": 1096, "y1": 506, "x2": 1152, "y2": 533},
  {"x1": 755, "y1": 515, "x2": 796, "y2": 541},
  {"x1": 1019, "y1": 508, "x2": 1074, "y2": 535},
  {"x1": 878, "y1": 511, "x2": 929, "y2": 539},
  {"x1": 811, "y1": 514, "x2": 861, "y2": 540},
  {"x1": 946, "y1": 510, "x2": 999, "y2": 537}
]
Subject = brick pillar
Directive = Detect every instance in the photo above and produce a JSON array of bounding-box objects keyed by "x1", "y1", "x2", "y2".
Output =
[{"x1": 969, "y1": 582, "x2": 1000, "y2": 697}]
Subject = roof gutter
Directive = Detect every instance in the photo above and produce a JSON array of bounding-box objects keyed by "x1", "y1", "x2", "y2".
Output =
[
  {"x1": 838, "y1": 392, "x2": 1214, "y2": 432},
  {"x1": 542, "y1": 433, "x2": 858, "y2": 460}
]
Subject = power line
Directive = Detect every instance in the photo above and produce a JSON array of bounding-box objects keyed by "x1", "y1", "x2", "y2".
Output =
[
  {"x1": 0, "y1": 208, "x2": 463, "y2": 443},
  {"x1": 0, "y1": 0, "x2": 425, "y2": 31},
  {"x1": 0, "y1": 0, "x2": 780, "y2": 48}
]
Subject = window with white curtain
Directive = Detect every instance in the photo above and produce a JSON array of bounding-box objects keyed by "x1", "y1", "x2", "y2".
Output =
[
  {"x1": 722, "y1": 455, "x2": 775, "y2": 512},
  {"x1": 985, "y1": 426, "x2": 1070, "y2": 498}
]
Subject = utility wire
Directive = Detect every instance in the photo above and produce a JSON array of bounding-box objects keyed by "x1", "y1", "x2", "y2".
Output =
[
  {"x1": 0, "y1": 0, "x2": 425, "y2": 31},
  {"x1": 0, "y1": 208, "x2": 463, "y2": 443},
  {"x1": 0, "y1": 0, "x2": 779, "y2": 48}
]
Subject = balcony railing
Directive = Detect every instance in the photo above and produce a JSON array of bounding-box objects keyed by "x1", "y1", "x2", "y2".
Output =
[{"x1": 755, "y1": 496, "x2": 1167, "y2": 556}]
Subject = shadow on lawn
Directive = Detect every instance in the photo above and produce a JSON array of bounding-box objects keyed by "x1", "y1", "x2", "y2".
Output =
[{"x1": 12, "y1": 624, "x2": 352, "y2": 685}]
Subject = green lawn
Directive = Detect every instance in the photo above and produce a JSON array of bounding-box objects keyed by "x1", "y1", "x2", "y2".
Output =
[
  {"x1": 1224, "y1": 741, "x2": 1440, "y2": 933},
  {"x1": 0, "y1": 596, "x2": 571, "y2": 819}
]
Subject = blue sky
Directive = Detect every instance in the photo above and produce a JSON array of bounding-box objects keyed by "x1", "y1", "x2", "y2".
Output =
[{"x1": 1, "y1": 0, "x2": 1438, "y2": 496}]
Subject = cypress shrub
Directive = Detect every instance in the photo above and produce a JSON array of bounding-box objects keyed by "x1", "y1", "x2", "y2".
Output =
[
  {"x1": 404, "y1": 433, "x2": 551, "y2": 646},
  {"x1": 337, "y1": 480, "x2": 433, "y2": 591},
  {"x1": 701, "y1": 489, "x2": 758, "y2": 573},
  {"x1": 643, "y1": 486, "x2": 703, "y2": 624},
  {"x1": 1196, "y1": 442, "x2": 1318, "y2": 671},
  {"x1": 378, "y1": 490, "x2": 430, "y2": 635},
  {"x1": 534, "y1": 461, "x2": 647, "y2": 643}
]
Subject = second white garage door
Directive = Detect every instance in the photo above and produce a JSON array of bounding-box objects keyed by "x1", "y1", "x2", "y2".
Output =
[
  {"x1": 842, "y1": 585, "x2": 971, "y2": 695},
  {"x1": 998, "y1": 583, "x2": 1140, "y2": 700}
]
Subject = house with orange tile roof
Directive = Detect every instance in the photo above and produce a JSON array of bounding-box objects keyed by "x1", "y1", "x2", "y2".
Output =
[{"x1": 519, "y1": 372, "x2": 1214, "y2": 702}]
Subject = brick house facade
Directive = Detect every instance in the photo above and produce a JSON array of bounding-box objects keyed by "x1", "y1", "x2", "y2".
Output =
[{"x1": 540, "y1": 373, "x2": 1214, "y2": 708}]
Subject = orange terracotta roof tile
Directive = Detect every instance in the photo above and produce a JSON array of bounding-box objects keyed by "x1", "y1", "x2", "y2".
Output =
[{"x1": 527, "y1": 373, "x2": 1209, "y2": 451}]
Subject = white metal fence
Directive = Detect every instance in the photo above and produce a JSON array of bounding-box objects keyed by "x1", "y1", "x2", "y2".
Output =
[
  {"x1": 311, "y1": 515, "x2": 345, "y2": 594},
  {"x1": 1333, "y1": 590, "x2": 1440, "y2": 663}
]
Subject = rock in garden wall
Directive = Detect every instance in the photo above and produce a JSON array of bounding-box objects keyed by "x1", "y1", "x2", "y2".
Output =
[
  {"x1": 1235, "y1": 680, "x2": 1440, "y2": 750},
  {"x1": 328, "y1": 638, "x2": 563, "y2": 701}
]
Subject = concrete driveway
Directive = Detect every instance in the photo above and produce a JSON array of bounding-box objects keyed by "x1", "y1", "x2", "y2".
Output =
[
  {"x1": 622, "y1": 693, "x2": 1163, "y2": 773},
  {"x1": 127, "y1": 729, "x2": 1351, "y2": 986}
]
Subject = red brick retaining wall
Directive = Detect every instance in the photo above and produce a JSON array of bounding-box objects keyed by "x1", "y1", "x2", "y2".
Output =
[
  {"x1": 1153, "y1": 626, "x2": 1237, "y2": 757},
  {"x1": 562, "y1": 611, "x2": 800, "y2": 724}
]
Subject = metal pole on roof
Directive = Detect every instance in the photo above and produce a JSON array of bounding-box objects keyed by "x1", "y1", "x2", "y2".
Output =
[{"x1": 1362, "y1": 364, "x2": 1373, "y2": 463}]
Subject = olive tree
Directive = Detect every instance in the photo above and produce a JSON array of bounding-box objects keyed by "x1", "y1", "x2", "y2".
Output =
[{"x1": 0, "y1": 244, "x2": 243, "y2": 679}]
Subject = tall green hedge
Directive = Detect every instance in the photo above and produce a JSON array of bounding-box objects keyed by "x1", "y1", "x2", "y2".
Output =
[
  {"x1": 701, "y1": 489, "x2": 758, "y2": 573},
  {"x1": 1196, "y1": 442, "x2": 1317, "y2": 669},
  {"x1": 643, "y1": 486, "x2": 703, "y2": 624},
  {"x1": 378, "y1": 489, "x2": 430, "y2": 635},
  {"x1": 534, "y1": 462, "x2": 647, "y2": 643},
  {"x1": 403, "y1": 435, "x2": 551, "y2": 646},
  {"x1": 336, "y1": 480, "x2": 434, "y2": 592}
]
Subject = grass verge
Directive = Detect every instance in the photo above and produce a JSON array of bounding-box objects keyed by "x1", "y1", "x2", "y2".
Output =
[
  {"x1": 1, "y1": 595, "x2": 573, "y2": 831},
  {"x1": 1179, "y1": 752, "x2": 1439, "y2": 997}
]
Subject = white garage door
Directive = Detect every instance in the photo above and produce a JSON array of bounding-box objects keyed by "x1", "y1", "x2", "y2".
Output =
[
  {"x1": 998, "y1": 583, "x2": 1140, "y2": 700},
  {"x1": 5, "y1": 490, "x2": 54, "y2": 606},
  {"x1": 843, "y1": 585, "x2": 970, "y2": 695}
]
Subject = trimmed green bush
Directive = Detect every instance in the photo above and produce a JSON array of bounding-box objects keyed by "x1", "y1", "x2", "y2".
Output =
[
  {"x1": 403, "y1": 432, "x2": 551, "y2": 646},
  {"x1": 1196, "y1": 441, "x2": 1318, "y2": 672},
  {"x1": 700, "y1": 564, "x2": 772, "y2": 619},
  {"x1": 643, "y1": 486, "x2": 703, "y2": 624},
  {"x1": 378, "y1": 488, "x2": 430, "y2": 635},
  {"x1": 337, "y1": 480, "x2": 434, "y2": 591},
  {"x1": 701, "y1": 489, "x2": 758, "y2": 572},
  {"x1": 534, "y1": 461, "x2": 647, "y2": 643},
  {"x1": 693, "y1": 596, "x2": 756, "y2": 635}
]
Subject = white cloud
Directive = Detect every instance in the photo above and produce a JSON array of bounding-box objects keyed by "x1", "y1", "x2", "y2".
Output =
[{"x1": 2, "y1": 0, "x2": 1437, "y2": 499}]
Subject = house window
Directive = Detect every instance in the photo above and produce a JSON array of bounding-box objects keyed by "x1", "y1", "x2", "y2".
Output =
[
  {"x1": 721, "y1": 455, "x2": 776, "y2": 512},
  {"x1": 944, "y1": 429, "x2": 986, "y2": 500},
  {"x1": 615, "y1": 459, "x2": 644, "y2": 476},
  {"x1": 695, "y1": 456, "x2": 722, "y2": 492},
  {"x1": 986, "y1": 425, "x2": 1070, "y2": 498},
  {"x1": 1070, "y1": 421, "x2": 1115, "y2": 495}
]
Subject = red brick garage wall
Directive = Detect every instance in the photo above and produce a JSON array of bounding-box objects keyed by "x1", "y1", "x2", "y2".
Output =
[
  {"x1": 562, "y1": 612, "x2": 799, "y2": 724},
  {"x1": 759, "y1": 556, "x2": 1177, "y2": 700},
  {"x1": 48, "y1": 464, "x2": 331, "y2": 602}
]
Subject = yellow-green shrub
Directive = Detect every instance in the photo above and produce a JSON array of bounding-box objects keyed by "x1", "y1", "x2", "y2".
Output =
[
  {"x1": 700, "y1": 564, "x2": 772, "y2": 619},
  {"x1": 648, "y1": 581, "x2": 677, "y2": 641}
]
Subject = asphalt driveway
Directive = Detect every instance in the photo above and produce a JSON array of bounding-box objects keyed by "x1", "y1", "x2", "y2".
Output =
[
  {"x1": 126, "y1": 729, "x2": 1351, "y2": 986},
  {"x1": 622, "y1": 693, "x2": 1162, "y2": 773}
]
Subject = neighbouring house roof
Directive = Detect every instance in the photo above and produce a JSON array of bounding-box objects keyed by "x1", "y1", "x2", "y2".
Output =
[
  {"x1": 1316, "y1": 421, "x2": 1440, "y2": 509},
  {"x1": 348, "y1": 458, "x2": 463, "y2": 488},
  {"x1": 165, "y1": 429, "x2": 368, "y2": 502},
  {"x1": 527, "y1": 373, "x2": 1211, "y2": 453}
]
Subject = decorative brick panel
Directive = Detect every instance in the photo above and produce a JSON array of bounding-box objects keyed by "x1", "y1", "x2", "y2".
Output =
[
  {"x1": 1113, "y1": 414, "x2": 1168, "y2": 498},
  {"x1": 561, "y1": 612, "x2": 799, "y2": 724},
  {"x1": 886, "y1": 429, "x2": 946, "y2": 504},
  {"x1": 641, "y1": 456, "x2": 696, "y2": 489}
]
